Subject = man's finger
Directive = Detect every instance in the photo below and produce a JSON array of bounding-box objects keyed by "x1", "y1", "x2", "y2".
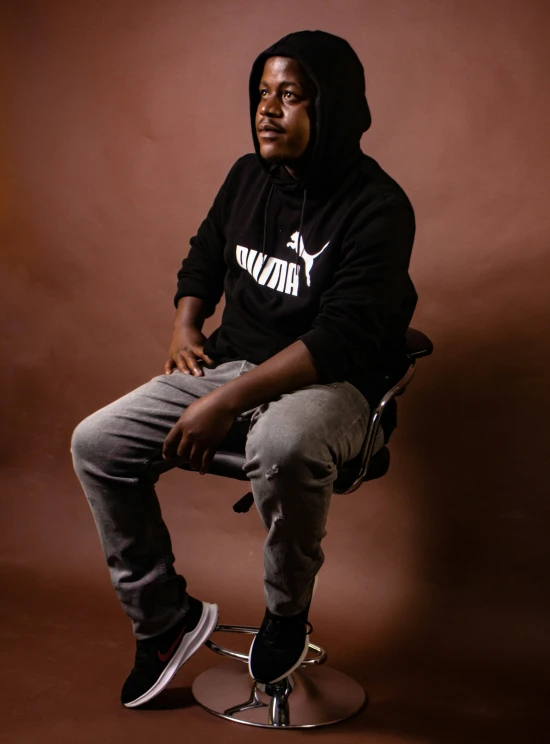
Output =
[
  {"x1": 176, "y1": 354, "x2": 191, "y2": 375},
  {"x1": 162, "y1": 425, "x2": 180, "y2": 460},
  {"x1": 199, "y1": 448, "x2": 214, "y2": 475},
  {"x1": 182, "y1": 350, "x2": 203, "y2": 377},
  {"x1": 197, "y1": 349, "x2": 214, "y2": 366},
  {"x1": 164, "y1": 358, "x2": 176, "y2": 374},
  {"x1": 188, "y1": 442, "x2": 204, "y2": 471},
  {"x1": 176, "y1": 432, "x2": 192, "y2": 461}
]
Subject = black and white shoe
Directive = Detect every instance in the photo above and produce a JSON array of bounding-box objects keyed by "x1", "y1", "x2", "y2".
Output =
[
  {"x1": 248, "y1": 607, "x2": 312, "y2": 684},
  {"x1": 121, "y1": 596, "x2": 218, "y2": 708}
]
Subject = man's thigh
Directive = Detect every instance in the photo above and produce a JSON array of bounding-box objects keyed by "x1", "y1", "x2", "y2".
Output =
[
  {"x1": 72, "y1": 361, "x2": 251, "y2": 476},
  {"x1": 245, "y1": 381, "x2": 379, "y2": 469}
]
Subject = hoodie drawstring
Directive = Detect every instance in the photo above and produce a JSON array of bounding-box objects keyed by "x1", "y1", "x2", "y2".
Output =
[
  {"x1": 261, "y1": 182, "x2": 308, "y2": 287},
  {"x1": 295, "y1": 188, "x2": 307, "y2": 278},
  {"x1": 261, "y1": 183, "x2": 275, "y2": 256}
]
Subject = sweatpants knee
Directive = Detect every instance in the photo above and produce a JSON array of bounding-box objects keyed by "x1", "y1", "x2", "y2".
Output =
[
  {"x1": 245, "y1": 412, "x2": 335, "y2": 488},
  {"x1": 246, "y1": 420, "x2": 305, "y2": 471},
  {"x1": 71, "y1": 413, "x2": 111, "y2": 477}
]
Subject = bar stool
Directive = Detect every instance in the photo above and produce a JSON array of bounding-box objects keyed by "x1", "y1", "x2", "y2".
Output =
[{"x1": 179, "y1": 328, "x2": 433, "y2": 729}]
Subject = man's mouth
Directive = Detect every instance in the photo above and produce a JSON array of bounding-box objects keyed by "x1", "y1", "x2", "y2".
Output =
[{"x1": 258, "y1": 123, "x2": 285, "y2": 135}]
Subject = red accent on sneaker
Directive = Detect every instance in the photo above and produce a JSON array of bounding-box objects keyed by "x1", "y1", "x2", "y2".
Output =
[{"x1": 157, "y1": 626, "x2": 186, "y2": 663}]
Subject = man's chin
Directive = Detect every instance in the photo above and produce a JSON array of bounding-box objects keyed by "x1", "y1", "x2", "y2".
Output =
[
  {"x1": 259, "y1": 149, "x2": 300, "y2": 170},
  {"x1": 258, "y1": 145, "x2": 310, "y2": 174},
  {"x1": 258, "y1": 145, "x2": 285, "y2": 163}
]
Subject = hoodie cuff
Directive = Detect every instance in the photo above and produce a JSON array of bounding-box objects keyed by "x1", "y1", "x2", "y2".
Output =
[
  {"x1": 173, "y1": 283, "x2": 216, "y2": 315},
  {"x1": 298, "y1": 327, "x2": 351, "y2": 384}
]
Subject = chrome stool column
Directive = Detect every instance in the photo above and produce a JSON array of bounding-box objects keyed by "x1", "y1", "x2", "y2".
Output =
[{"x1": 192, "y1": 624, "x2": 367, "y2": 729}]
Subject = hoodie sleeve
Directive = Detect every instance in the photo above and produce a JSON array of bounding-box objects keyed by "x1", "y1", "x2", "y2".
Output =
[
  {"x1": 173, "y1": 163, "x2": 237, "y2": 316},
  {"x1": 298, "y1": 199, "x2": 415, "y2": 383}
]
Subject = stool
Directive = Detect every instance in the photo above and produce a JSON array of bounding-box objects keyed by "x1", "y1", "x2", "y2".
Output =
[{"x1": 180, "y1": 328, "x2": 433, "y2": 728}]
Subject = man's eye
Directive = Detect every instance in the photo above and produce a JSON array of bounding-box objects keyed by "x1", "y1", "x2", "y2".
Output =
[{"x1": 283, "y1": 91, "x2": 298, "y2": 101}]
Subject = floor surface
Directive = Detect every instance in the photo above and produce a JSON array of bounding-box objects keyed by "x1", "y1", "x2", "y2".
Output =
[
  {"x1": 2, "y1": 563, "x2": 548, "y2": 744},
  {"x1": 1, "y1": 467, "x2": 548, "y2": 744}
]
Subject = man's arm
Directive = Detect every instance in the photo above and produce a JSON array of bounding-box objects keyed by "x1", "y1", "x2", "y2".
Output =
[
  {"x1": 298, "y1": 200, "x2": 415, "y2": 385},
  {"x1": 162, "y1": 339, "x2": 318, "y2": 472},
  {"x1": 208, "y1": 340, "x2": 318, "y2": 414},
  {"x1": 165, "y1": 297, "x2": 214, "y2": 375}
]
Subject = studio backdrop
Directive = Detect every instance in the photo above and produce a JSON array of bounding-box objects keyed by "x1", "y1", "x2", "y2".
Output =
[{"x1": 2, "y1": 0, "x2": 549, "y2": 726}]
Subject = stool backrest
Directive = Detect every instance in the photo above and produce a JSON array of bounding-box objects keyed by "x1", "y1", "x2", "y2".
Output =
[{"x1": 337, "y1": 327, "x2": 433, "y2": 494}]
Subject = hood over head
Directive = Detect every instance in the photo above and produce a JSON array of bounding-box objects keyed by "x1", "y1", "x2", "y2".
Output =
[{"x1": 249, "y1": 30, "x2": 371, "y2": 190}]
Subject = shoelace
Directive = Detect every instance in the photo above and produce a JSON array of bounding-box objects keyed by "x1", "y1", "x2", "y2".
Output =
[
  {"x1": 135, "y1": 642, "x2": 154, "y2": 663},
  {"x1": 263, "y1": 616, "x2": 313, "y2": 648}
]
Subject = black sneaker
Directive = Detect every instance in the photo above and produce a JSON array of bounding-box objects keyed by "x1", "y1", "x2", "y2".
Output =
[
  {"x1": 121, "y1": 596, "x2": 218, "y2": 708},
  {"x1": 248, "y1": 607, "x2": 312, "y2": 684}
]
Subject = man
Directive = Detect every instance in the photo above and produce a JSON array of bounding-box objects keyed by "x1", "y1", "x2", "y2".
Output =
[{"x1": 72, "y1": 30, "x2": 417, "y2": 708}]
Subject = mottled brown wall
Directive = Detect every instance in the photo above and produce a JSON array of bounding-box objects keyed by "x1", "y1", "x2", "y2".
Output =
[{"x1": 2, "y1": 0, "x2": 550, "y2": 715}]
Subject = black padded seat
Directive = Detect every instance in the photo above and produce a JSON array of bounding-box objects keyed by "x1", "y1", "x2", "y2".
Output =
[
  {"x1": 333, "y1": 445, "x2": 390, "y2": 493},
  {"x1": 197, "y1": 419, "x2": 253, "y2": 483},
  {"x1": 180, "y1": 418, "x2": 390, "y2": 487}
]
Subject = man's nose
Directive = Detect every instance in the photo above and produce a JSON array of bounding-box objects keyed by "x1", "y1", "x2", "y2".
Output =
[{"x1": 259, "y1": 94, "x2": 282, "y2": 117}]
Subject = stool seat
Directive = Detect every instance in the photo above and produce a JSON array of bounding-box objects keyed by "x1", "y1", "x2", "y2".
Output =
[{"x1": 180, "y1": 418, "x2": 391, "y2": 491}]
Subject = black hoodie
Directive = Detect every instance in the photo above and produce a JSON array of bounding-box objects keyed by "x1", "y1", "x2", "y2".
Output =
[{"x1": 175, "y1": 30, "x2": 417, "y2": 404}]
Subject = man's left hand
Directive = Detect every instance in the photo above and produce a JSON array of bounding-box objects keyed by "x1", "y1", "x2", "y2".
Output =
[{"x1": 162, "y1": 394, "x2": 236, "y2": 474}]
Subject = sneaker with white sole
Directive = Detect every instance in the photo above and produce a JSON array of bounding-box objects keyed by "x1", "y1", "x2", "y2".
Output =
[
  {"x1": 121, "y1": 596, "x2": 218, "y2": 708},
  {"x1": 248, "y1": 607, "x2": 312, "y2": 684}
]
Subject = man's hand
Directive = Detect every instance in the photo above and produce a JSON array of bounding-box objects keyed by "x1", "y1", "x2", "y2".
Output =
[
  {"x1": 165, "y1": 324, "x2": 214, "y2": 376},
  {"x1": 162, "y1": 394, "x2": 236, "y2": 474}
]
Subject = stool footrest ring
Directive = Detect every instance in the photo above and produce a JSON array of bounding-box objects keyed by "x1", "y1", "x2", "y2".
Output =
[{"x1": 205, "y1": 623, "x2": 327, "y2": 666}]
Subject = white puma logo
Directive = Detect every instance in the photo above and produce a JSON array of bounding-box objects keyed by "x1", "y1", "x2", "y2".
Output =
[{"x1": 286, "y1": 232, "x2": 330, "y2": 287}]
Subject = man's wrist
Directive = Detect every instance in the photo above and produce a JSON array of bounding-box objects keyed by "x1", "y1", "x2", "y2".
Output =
[
  {"x1": 207, "y1": 383, "x2": 246, "y2": 417},
  {"x1": 173, "y1": 317, "x2": 201, "y2": 332},
  {"x1": 175, "y1": 296, "x2": 207, "y2": 330}
]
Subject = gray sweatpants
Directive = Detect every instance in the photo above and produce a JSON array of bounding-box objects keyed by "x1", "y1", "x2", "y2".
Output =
[{"x1": 71, "y1": 360, "x2": 381, "y2": 639}]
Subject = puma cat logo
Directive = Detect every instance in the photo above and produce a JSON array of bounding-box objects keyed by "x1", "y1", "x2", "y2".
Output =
[{"x1": 286, "y1": 232, "x2": 330, "y2": 287}]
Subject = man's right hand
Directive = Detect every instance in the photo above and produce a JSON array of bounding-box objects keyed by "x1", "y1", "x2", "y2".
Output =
[{"x1": 165, "y1": 325, "x2": 214, "y2": 376}]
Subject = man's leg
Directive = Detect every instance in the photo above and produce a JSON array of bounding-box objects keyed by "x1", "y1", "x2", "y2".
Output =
[
  {"x1": 71, "y1": 360, "x2": 250, "y2": 705},
  {"x1": 244, "y1": 381, "x2": 383, "y2": 682}
]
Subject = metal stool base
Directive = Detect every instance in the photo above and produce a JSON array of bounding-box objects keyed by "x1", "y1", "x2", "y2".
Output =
[{"x1": 192, "y1": 660, "x2": 367, "y2": 729}]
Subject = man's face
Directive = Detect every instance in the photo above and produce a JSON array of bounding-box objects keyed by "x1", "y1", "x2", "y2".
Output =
[{"x1": 255, "y1": 56, "x2": 315, "y2": 169}]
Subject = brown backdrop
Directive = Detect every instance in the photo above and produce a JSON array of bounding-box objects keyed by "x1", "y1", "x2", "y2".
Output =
[{"x1": 2, "y1": 1, "x2": 549, "y2": 742}]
